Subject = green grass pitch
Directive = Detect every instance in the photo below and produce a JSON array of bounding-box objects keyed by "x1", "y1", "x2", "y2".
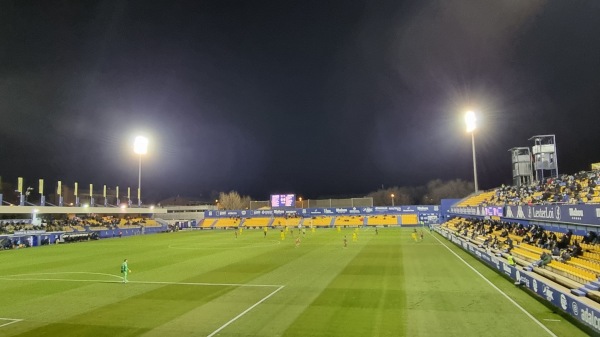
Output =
[{"x1": 0, "y1": 228, "x2": 590, "y2": 336}]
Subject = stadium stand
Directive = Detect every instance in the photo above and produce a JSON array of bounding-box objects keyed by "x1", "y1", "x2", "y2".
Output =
[
  {"x1": 334, "y1": 216, "x2": 363, "y2": 227},
  {"x1": 367, "y1": 215, "x2": 398, "y2": 226},
  {"x1": 213, "y1": 218, "x2": 241, "y2": 228},
  {"x1": 457, "y1": 170, "x2": 600, "y2": 207},
  {"x1": 442, "y1": 217, "x2": 600, "y2": 296},
  {"x1": 272, "y1": 217, "x2": 301, "y2": 228},
  {"x1": 243, "y1": 217, "x2": 271, "y2": 227},
  {"x1": 143, "y1": 219, "x2": 161, "y2": 227},
  {"x1": 304, "y1": 216, "x2": 333, "y2": 227},
  {"x1": 400, "y1": 214, "x2": 418, "y2": 225},
  {"x1": 200, "y1": 218, "x2": 216, "y2": 228},
  {"x1": 455, "y1": 190, "x2": 496, "y2": 207}
]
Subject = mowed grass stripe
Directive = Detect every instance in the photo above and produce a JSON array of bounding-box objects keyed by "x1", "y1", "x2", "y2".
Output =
[
  {"x1": 401, "y1": 230, "x2": 581, "y2": 337},
  {"x1": 426, "y1": 231, "x2": 590, "y2": 337},
  {"x1": 0, "y1": 228, "x2": 591, "y2": 337},
  {"x1": 0, "y1": 232, "x2": 283, "y2": 336},
  {"x1": 281, "y1": 229, "x2": 405, "y2": 337},
  {"x1": 46, "y1": 284, "x2": 274, "y2": 336},
  {"x1": 214, "y1": 229, "x2": 374, "y2": 337}
]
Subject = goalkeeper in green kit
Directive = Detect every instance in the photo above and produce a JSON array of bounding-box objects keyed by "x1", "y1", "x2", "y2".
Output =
[{"x1": 121, "y1": 259, "x2": 131, "y2": 283}]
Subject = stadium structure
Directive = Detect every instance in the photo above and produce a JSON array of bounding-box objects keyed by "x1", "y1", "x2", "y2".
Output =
[{"x1": 2, "y1": 167, "x2": 600, "y2": 334}]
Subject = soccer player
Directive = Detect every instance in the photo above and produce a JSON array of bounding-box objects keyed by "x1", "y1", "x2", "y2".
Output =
[
  {"x1": 352, "y1": 232, "x2": 358, "y2": 242},
  {"x1": 411, "y1": 229, "x2": 418, "y2": 242},
  {"x1": 121, "y1": 259, "x2": 131, "y2": 283},
  {"x1": 295, "y1": 237, "x2": 301, "y2": 248},
  {"x1": 280, "y1": 229, "x2": 285, "y2": 241},
  {"x1": 420, "y1": 230, "x2": 424, "y2": 241},
  {"x1": 263, "y1": 227, "x2": 267, "y2": 238},
  {"x1": 343, "y1": 235, "x2": 347, "y2": 248}
]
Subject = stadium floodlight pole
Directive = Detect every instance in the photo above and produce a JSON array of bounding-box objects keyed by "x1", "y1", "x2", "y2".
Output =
[
  {"x1": 465, "y1": 110, "x2": 479, "y2": 193},
  {"x1": 391, "y1": 193, "x2": 395, "y2": 206},
  {"x1": 133, "y1": 136, "x2": 149, "y2": 207}
]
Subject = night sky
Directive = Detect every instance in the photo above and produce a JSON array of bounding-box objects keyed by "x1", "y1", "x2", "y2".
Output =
[{"x1": 1, "y1": 1, "x2": 600, "y2": 202}]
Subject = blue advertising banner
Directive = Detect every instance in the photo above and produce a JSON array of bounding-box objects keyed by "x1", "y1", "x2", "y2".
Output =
[
  {"x1": 440, "y1": 228, "x2": 600, "y2": 334},
  {"x1": 205, "y1": 206, "x2": 440, "y2": 218},
  {"x1": 504, "y1": 204, "x2": 600, "y2": 225}
]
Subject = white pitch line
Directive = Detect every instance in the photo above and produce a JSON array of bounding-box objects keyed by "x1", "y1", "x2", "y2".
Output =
[
  {"x1": 0, "y1": 318, "x2": 23, "y2": 329},
  {"x1": 1, "y1": 272, "x2": 122, "y2": 280},
  {"x1": 0, "y1": 275, "x2": 282, "y2": 288},
  {"x1": 207, "y1": 285, "x2": 285, "y2": 337},
  {"x1": 431, "y1": 232, "x2": 558, "y2": 337}
]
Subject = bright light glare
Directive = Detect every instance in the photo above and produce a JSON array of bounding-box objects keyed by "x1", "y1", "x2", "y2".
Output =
[
  {"x1": 465, "y1": 111, "x2": 476, "y2": 133},
  {"x1": 134, "y1": 136, "x2": 149, "y2": 155}
]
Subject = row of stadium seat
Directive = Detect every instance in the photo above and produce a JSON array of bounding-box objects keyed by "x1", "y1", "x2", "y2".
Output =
[{"x1": 444, "y1": 217, "x2": 600, "y2": 290}]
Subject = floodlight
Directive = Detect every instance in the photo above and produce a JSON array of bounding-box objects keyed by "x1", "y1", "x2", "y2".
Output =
[
  {"x1": 134, "y1": 136, "x2": 148, "y2": 155},
  {"x1": 465, "y1": 111, "x2": 476, "y2": 133}
]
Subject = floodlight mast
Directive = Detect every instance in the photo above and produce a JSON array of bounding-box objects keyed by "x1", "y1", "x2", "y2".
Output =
[
  {"x1": 134, "y1": 136, "x2": 148, "y2": 207},
  {"x1": 465, "y1": 111, "x2": 479, "y2": 193}
]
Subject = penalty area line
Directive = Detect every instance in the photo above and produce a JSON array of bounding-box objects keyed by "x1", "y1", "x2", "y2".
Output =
[
  {"x1": 207, "y1": 285, "x2": 285, "y2": 337},
  {"x1": 430, "y1": 232, "x2": 558, "y2": 337},
  {"x1": 0, "y1": 318, "x2": 23, "y2": 329}
]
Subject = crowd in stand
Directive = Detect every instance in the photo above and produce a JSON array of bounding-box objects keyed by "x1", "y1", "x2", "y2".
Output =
[
  {"x1": 482, "y1": 170, "x2": 600, "y2": 206},
  {"x1": 0, "y1": 221, "x2": 31, "y2": 234},
  {"x1": 454, "y1": 218, "x2": 585, "y2": 263},
  {"x1": 0, "y1": 216, "x2": 154, "y2": 235}
]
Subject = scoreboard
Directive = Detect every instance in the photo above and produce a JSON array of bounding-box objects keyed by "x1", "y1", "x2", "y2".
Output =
[{"x1": 270, "y1": 194, "x2": 295, "y2": 208}]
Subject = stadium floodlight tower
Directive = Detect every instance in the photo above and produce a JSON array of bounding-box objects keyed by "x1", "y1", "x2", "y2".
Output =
[
  {"x1": 529, "y1": 135, "x2": 558, "y2": 183},
  {"x1": 509, "y1": 147, "x2": 534, "y2": 187},
  {"x1": 465, "y1": 110, "x2": 479, "y2": 193},
  {"x1": 134, "y1": 136, "x2": 149, "y2": 207}
]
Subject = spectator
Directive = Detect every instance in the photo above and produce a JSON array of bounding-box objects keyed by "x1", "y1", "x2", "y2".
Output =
[
  {"x1": 559, "y1": 249, "x2": 571, "y2": 262},
  {"x1": 582, "y1": 231, "x2": 597, "y2": 244},
  {"x1": 533, "y1": 252, "x2": 552, "y2": 268},
  {"x1": 505, "y1": 237, "x2": 514, "y2": 253}
]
